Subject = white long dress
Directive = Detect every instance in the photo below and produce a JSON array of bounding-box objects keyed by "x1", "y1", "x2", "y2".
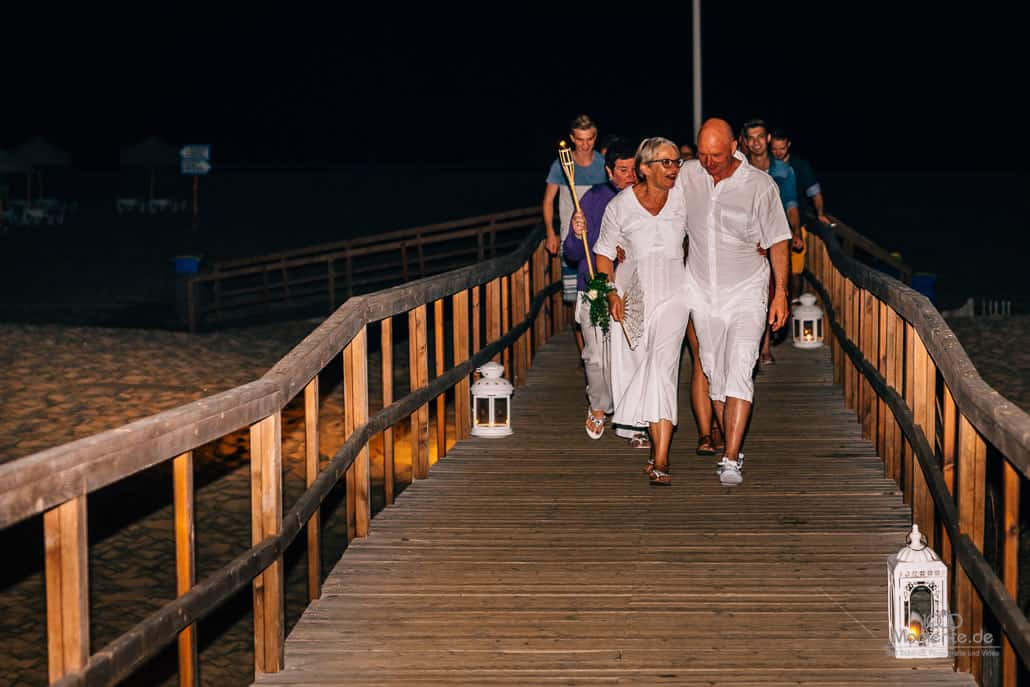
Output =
[{"x1": 594, "y1": 187, "x2": 690, "y2": 428}]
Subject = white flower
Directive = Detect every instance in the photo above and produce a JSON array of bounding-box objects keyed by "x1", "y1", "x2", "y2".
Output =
[{"x1": 586, "y1": 289, "x2": 598, "y2": 300}]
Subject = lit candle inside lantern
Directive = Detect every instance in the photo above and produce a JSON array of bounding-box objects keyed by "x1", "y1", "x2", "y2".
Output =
[{"x1": 907, "y1": 610, "x2": 924, "y2": 642}]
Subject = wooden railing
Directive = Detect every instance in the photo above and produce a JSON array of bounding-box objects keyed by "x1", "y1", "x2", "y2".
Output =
[
  {"x1": 186, "y1": 207, "x2": 540, "y2": 332},
  {"x1": 0, "y1": 226, "x2": 565, "y2": 686},
  {"x1": 826, "y1": 214, "x2": 913, "y2": 283},
  {"x1": 805, "y1": 219, "x2": 1030, "y2": 686}
]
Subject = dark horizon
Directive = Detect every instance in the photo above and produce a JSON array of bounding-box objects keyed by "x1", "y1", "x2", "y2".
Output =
[{"x1": 1, "y1": 6, "x2": 1023, "y2": 175}]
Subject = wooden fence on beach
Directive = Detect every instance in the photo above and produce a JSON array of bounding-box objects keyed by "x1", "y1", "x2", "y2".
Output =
[
  {"x1": 805, "y1": 215, "x2": 1030, "y2": 685},
  {"x1": 185, "y1": 207, "x2": 540, "y2": 332}
]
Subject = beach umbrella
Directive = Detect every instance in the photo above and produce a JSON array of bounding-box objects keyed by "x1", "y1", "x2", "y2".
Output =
[
  {"x1": 13, "y1": 137, "x2": 71, "y2": 202},
  {"x1": 0, "y1": 149, "x2": 29, "y2": 174},
  {"x1": 120, "y1": 137, "x2": 178, "y2": 201}
]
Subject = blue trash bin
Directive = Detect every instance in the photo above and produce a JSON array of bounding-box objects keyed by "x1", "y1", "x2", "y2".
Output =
[
  {"x1": 911, "y1": 272, "x2": 936, "y2": 303},
  {"x1": 174, "y1": 255, "x2": 201, "y2": 274}
]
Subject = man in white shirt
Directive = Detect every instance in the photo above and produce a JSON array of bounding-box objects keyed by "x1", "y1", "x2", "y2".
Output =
[{"x1": 677, "y1": 119, "x2": 792, "y2": 485}]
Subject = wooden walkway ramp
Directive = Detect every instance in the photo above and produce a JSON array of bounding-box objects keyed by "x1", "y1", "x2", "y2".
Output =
[{"x1": 254, "y1": 334, "x2": 974, "y2": 686}]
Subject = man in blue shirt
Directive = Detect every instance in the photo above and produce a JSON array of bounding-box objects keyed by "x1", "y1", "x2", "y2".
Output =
[
  {"x1": 771, "y1": 129, "x2": 831, "y2": 299},
  {"x1": 564, "y1": 138, "x2": 647, "y2": 445},
  {"x1": 741, "y1": 119, "x2": 804, "y2": 362},
  {"x1": 541, "y1": 114, "x2": 608, "y2": 306}
]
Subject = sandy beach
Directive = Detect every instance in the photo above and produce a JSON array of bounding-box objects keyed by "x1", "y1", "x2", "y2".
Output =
[
  {"x1": 0, "y1": 319, "x2": 436, "y2": 686},
  {"x1": 945, "y1": 314, "x2": 1030, "y2": 414}
]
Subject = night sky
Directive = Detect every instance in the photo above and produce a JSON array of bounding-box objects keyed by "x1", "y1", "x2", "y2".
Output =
[{"x1": 1, "y1": 6, "x2": 1023, "y2": 173}]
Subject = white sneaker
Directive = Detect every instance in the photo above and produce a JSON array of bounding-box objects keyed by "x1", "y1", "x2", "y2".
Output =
[
  {"x1": 714, "y1": 453, "x2": 744, "y2": 475},
  {"x1": 717, "y1": 456, "x2": 743, "y2": 486}
]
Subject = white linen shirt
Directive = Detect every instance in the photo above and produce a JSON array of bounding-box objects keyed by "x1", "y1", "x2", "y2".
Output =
[{"x1": 676, "y1": 151, "x2": 792, "y2": 306}]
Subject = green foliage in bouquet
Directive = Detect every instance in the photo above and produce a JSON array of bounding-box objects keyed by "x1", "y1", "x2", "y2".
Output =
[{"x1": 581, "y1": 273, "x2": 617, "y2": 335}]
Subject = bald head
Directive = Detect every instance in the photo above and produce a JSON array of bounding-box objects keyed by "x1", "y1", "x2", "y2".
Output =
[
  {"x1": 698, "y1": 118, "x2": 735, "y2": 148},
  {"x1": 697, "y1": 118, "x2": 739, "y2": 181}
]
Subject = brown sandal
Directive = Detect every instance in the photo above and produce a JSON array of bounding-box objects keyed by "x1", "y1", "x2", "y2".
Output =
[
  {"x1": 696, "y1": 434, "x2": 716, "y2": 456},
  {"x1": 649, "y1": 468, "x2": 672, "y2": 486}
]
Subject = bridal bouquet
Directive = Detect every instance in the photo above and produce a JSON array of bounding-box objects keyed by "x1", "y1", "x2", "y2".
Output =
[{"x1": 582, "y1": 274, "x2": 617, "y2": 336}]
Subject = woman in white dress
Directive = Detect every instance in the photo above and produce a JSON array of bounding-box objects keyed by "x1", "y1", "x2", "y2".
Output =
[{"x1": 594, "y1": 138, "x2": 690, "y2": 485}]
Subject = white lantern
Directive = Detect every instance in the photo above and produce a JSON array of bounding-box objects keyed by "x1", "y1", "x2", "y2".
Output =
[
  {"x1": 470, "y1": 361, "x2": 513, "y2": 437},
  {"x1": 792, "y1": 293, "x2": 824, "y2": 348},
  {"x1": 888, "y1": 524, "x2": 949, "y2": 658}
]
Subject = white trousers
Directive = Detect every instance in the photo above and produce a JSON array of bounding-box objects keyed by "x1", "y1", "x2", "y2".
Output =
[
  {"x1": 687, "y1": 270, "x2": 767, "y2": 403},
  {"x1": 575, "y1": 293, "x2": 613, "y2": 414}
]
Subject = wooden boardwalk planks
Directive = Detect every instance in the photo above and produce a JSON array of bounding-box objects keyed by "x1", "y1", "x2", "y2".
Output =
[{"x1": 254, "y1": 335, "x2": 974, "y2": 686}]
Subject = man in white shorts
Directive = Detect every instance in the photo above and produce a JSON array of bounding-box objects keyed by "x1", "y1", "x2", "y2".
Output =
[{"x1": 676, "y1": 119, "x2": 792, "y2": 485}]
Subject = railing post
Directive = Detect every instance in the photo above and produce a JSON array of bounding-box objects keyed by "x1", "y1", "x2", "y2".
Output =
[
  {"x1": 486, "y1": 278, "x2": 500, "y2": 363},
  {"x1": 452, "y1": 290, "x2": 471, "y2": 441},
  {"x1": 859, "y1": 289, "x2": 876, "y2": 440},
  {"x1": 842, "y1": 279, "x2": 854, "y2": 410},
  {"x1": 501, "y1": 275, "x2": 511, "y2": 379},
  {"x1": 434, "y1": 299, "x2": 447, "y2": 460},
  {"x1": 549, "y1": 253, "x2": 562, "y2": 334},
  {"x1": 472, "y1": 285, "x2": 481, "y2": 356},
  {"x1": 409, "y1": 305, "x2": 430, "y2": 480},
  {"x1": 910, "y1": 333, "x2": 936, "y2": 549},
  {"x1": 187, "y1": 278, "x2": 197, "y2": 334},
  {"x1": 303, "y1": 378, "x2": 322, "y2": 598},
  {"x1": 902, "y1": 322, "x2": 915, "y2": 505},
  {"x1": 850, "y1": 280, "x2": 860, "y2": 415},
  {"x1": 381, "y1": 318, "x2": 395, "y2": 505},
  {"x1": 522, "y1": 261, "x2": 532, "y2": 367},
  {"x1": 876, "y1": 300, "x2": 888, "y2": 462},
  {"x1": 955, "y1": 414, "x2": 986, "y2": 680},
  {"x1": 44, "y1": 496, "x2": 89, "y2": 682},
  {"x1": 889, "y1": 310, "x2": 904, "y2": 486},
  {"x1": 174, "y1": 451, "x2": 199, "y2": 687},
  {"x1": 940, "y1": 384, "x2": 958, "y2": 587},
  {"x1": 510, "y1": 265, "x2": 527, "y2": 386},
  {"x1": 532, "y1": 244, "x2": 547, "y2": 350},
  {"x1": 345, "y1": 248, "x2": 354, "y2": 299},
  {"x1": 327, "y1": 258, "x2": 335, "y2": 313},
  {"x1": 1002, "y1": 460, "x2": 1020, "y2": 687},
  {"x1": 250, "y1": 412, "x2": 284, "y2": 675},
  {"x1": 345, "y1": 327, "x2": 370, "y2": 537}
]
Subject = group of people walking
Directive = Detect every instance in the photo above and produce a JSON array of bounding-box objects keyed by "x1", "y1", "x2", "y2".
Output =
[{"x1": 544, "y1": 114, "x2": 806, "y2": 486}]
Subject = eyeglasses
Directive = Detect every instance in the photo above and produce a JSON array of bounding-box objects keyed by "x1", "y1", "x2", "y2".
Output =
[{"x1": 645, "y1": 158, "x2": 685, "y2": 169}]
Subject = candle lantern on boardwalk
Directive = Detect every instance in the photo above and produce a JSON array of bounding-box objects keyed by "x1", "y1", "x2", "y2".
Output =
[
  {"x1": 791, "y1": 293, "x2": 824, "y2": 348},
  {"x1": 888, "y1": 524, "x2": 949, "y2": 658},
  {"x1": 470, "y1": 361, "x2": 513, "y2": 437}
]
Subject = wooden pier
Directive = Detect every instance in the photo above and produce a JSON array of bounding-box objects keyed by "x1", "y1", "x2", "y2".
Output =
[
  {"x1": 253, "y1": 336, "x2": 972, "y2": 686},
  {"x1": 3, "y1": 219, "x2": 1026, "y2": 686}
]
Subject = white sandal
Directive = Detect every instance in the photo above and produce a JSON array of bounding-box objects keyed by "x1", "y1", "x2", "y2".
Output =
[{"x1": 585, "y1": 412, "x2": 605, "y2": 440}]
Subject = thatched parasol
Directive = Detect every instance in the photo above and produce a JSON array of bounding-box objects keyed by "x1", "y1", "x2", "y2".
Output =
[
  {"x1": 120, "y1": 137, "x2": 178, "y2": 202},
  {"x1": 13, "y1": 137, "x2": 71, "y2": 202}
]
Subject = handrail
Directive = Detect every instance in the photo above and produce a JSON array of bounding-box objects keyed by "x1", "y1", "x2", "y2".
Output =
[
  {"x1": 809, "y1": 221, "x2": 1029, "y2": 474},
  {"x1": 5, "y1": 222, "x2": 563, "y2": 686},
  {"x1": 805, "y1": 219, "x2": 1030, "y2": 683},
  {"x1": 0, "y1": 227, "x2": 550, "y2": 529},
  {"x1": 212, "y1": 206, "x2": 537, "y2": 271},
  {"x1": 185, "y1": 207, "x2": 539, "y2": 331},
  {"x1": 825, "y1": 214, "x2": 913, "y2": 283},
  {"x1": 51, "y1": 253, "x2": 561, "y2": 687}
]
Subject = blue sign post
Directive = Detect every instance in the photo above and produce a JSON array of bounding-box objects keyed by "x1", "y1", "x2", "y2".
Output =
[{"x1": 179, "y1": 145, "x2": 211, "y2": 228}]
